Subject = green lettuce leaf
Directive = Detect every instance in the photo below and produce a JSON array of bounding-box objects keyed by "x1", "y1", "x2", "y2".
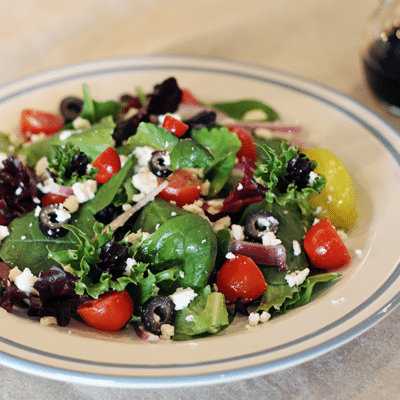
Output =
[
  {"x1": 253, "y1": 140, "x2": 326, "y2": 205},
  {"x1": 48, "y1": 143, "x2": 98, "y2": 186},
  {"x1": 256, "y1": 272, "x2": 341, "y2": 314},
  {"x1": 173, "y1": 286, "x2": 229, "y2": 340}
]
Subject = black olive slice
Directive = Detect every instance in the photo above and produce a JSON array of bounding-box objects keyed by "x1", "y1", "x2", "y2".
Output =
[
  {"x1": 38, "y1": 204, "x2": 71, "y2": 239},
  {"x1": 244, "y1": 210, "x2": 280, "y2": 243},
  {"x1": 60, "y1": 97, "x2": 83, "y2": 123},
  {"x1": 140, "y1": 296, "x2": 176, "y2": 335},
  {"x1": 149, "y1": 150, "x2": 172, "y2": 178}
]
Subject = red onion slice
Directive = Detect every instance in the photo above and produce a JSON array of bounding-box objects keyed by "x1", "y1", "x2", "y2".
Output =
[
  {"x1": 133, "y1": 323, "x2": 160, "y2": 342},
  {"x1": 231, "y1": 240, "x2": 288, "y2": 272}
]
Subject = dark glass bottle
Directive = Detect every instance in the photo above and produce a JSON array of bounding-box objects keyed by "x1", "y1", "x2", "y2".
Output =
[{"x1": 362, "y1": 1, "x2": 400, "y2": 115}]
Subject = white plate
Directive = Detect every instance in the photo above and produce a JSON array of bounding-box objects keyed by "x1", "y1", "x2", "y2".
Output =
[{"x1": 0, "y1": 56, "x2": 399, "y2": 388}]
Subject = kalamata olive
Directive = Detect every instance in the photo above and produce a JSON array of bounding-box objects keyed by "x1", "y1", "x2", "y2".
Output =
[
  {"x1": 69, "y1": 151, "x2": 90, "y2": 177},
  {"x1": 96, "y1": 241, "x2": 129, "y2": 278},
  {"x1": 38, "y1": 204, "x2": 72, "y2": 239},
  {"x1": 60, "y1": 97, "x2": 83, "y2": 123},
  {"x1": 244, "y1": 210, "x2": 280, "y2": 243},
  {"x1": 140, "y1": 296, "x2": 176, "y2": 335},
  {"x1": 149, "y1": 150, "x2": 172, "y2": 178}
]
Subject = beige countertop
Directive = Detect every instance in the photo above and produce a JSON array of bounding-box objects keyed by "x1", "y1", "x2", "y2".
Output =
[{"x1": 1, "y1": 0, "x2": 400, "y2": 398}]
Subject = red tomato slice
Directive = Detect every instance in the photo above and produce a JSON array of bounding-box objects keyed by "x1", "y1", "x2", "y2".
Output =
[
  {"x1": 180, "y1": 88, "x2": 201, "y2": 105},
  {"x1": 157, "y1": 169, "x2": 202, "y2": 207},
  {"x1": 77, "y1": 290, "x2": 134, "y2": 331},
  {"x1": 227, "y1": 125, "x2": 257, "y2": 162},
  {"x1": 303, "y1": 218, "x2": 351, "y2": 270},
  {"x1": 216, "y1": 254, "x2": 267, "y2": 303},
  {"x1": 41, "y1": 193, "x2": 68, "y2": 207},
  {"x1": 162, "y1": 115, "x2": 188, "y2": 137},
  {"x1": 20, "y1": 109, "x2": 64, "y2": 139},
  {"x1": 92, "y1": 147, "x2": 121, "y2": 184}
]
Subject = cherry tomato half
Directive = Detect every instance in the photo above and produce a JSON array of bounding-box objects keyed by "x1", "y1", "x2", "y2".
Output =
[
  {"x1": 41, "y1": 193, "x2": 68, "y2": 207},
  {"x1": 216, "y1": 254, "x2": 267, "y2": 303},
  {"x1": 20, "y1": 109, "x2": 64, "y2": 140},
  {"x1": 77, "y1": 290, "x2": 134, "y2": 331},
  {"x1": 157, "y1": 169, "x2": 202, "y2": 207},
  {"x1": 180, "y1": 88, "x2": 201, "y2": 105},
  {"x1": 92, "y1": 147, "x2": 121, "y2": 184},
  {"x1": 303, "y1": 218, "x2": 351, "y2": 270},
  {"x1": 162, "y1": 115, "x2": 188, "y2": 138},
  {"x1": 227, "y1": 125, "x2": 257, "y2": 162}
]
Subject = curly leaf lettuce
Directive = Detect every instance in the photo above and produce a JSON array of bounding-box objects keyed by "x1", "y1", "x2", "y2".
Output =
[
  {"x1": 256, "y1": 272, "x2": 341, "y2": 314},
  {"x1": 254, "y1": 141, "x2": 326, "y2": 205},
  {"x1": 48, "y1": 143, "x2": 97, "y2": 186}
]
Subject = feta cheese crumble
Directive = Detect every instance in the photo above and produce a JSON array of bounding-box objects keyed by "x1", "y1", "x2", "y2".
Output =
[
  {"x1": 72, "y1": 179, "x2": 97, "y2": 203},
  {"x1": 231, "y1": 224, "x2": 245, "y2": 241},
  {"x1": 131, "y1": 166, "x2": 159, "y2": 202},
  {"x1": 13, "y1": 268, "x2": 39, "y2": 296},
  {"x1": 0, "y1": 225, "x2": 10, "y2": 240},
  {"x1": 285, "y1": 268, "x2": 310, "y2": 287},
  {"x1": 131, "y1": 146, "x2": 155, "y2": 173},
  {"x1": 292, "y1": 240, "x2": 301, "y2": 256},
  {"x1": 261, "y1": 231, "x2": 282, "y2": 246},
  {"x1": 169, "y1": 287, "x2": 198, "y2": 310}
]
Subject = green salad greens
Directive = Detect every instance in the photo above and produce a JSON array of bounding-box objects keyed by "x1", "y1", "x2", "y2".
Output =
[{"x1": 0, "y1": 77, "x2": 347, "y2": 341}]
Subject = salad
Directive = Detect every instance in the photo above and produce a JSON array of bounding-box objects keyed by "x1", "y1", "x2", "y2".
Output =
[{"x1": 0, "y1": 77, "x2": 358, "y2": 341}]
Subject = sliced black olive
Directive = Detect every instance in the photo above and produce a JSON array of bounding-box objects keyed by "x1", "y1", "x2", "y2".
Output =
[
  {"x1": 244, "y1": 210, "x2": 280, "y2": 243},
  {"x1": 38, "y1": 204, "x2": 71, "y2": 239},
  {"x1": 60, "y1": 97, "x2": 83, "y2": 123},
  {"x1": 140, "y1": 296, "x2": 176, "y2": 335},
  {"x1": 149, "y1": 150, "x2": 172, "y2": 178}
]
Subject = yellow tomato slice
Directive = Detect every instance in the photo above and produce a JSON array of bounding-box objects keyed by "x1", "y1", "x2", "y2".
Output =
[{"x1": 303, "y1": 148, "x2": 357, "y2": 230}]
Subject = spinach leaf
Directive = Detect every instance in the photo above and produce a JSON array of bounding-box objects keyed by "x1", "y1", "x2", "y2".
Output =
[
  {"x1": 132, "y1": 197, "x2": 189, "y2": 234},
  {"x1": 240, "y1": 199, "x2": 309, "y2": 284},
  {"x1": 191, "y1": 126, "x2": 241, "y2": 197},
  {"x1": 136, "y1": 214, "x2": 217, "y2": 289},
  {"x1": 85, "y1": 155, "x2": 135, "y2": 215},
  {"x1": 80, "y1": 84, "x2": 122, "y2": 123},
  {"x1": 173, "y1": 286, "x2": 229, "y2": 340},
  {"x1": 0, "y1": 205, "x2": 96, "y2": 275},
  {"x1": 18, "y1": 117, "x2": 115, "y2": 166},
  {"x1": 169, "y1": 138, "x2": 213, "y2": 170},
  {"x1": 211, "y1": 99, "x2": 279, "y2": 122},
  {"x1": 126, "y1": 122, "x2": 179, "y2": 152}
]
